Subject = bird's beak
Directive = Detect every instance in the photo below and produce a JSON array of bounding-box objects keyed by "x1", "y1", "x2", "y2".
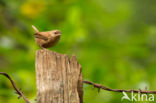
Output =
[
  {"x1": 57, "y1": 31, "x2": 62, "y2": 36},
  {"x1": 59, "y1": 31, "x2": 62, "y2": 35},
  {"x1": 57, "y1": 33, "x2": 61, "y2": 36}
]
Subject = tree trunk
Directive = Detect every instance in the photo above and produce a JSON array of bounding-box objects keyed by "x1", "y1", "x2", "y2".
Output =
[{"x1": 35, "y1": 49, "x2": 83, "y2": 103}]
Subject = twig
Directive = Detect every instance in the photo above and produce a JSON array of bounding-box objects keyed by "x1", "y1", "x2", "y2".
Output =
[
  {"x1": 0, "y1": 72, "x2": 30, "y2": 103},
  {"x1": 83, "y1": 80, "x2": 156, "y2": 94}
]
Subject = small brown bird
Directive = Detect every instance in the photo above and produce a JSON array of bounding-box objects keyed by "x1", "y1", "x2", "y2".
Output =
[{"x1": 32, "y1": 25, "x2": 61, "y2": 49}]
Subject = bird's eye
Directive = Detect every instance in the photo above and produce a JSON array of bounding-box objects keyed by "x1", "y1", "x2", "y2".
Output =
[{"x1": 54, "y1": 31, "x2": 57, "y2": 34}]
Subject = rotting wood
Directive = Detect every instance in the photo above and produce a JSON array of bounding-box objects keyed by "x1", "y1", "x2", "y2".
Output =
[{"x1": 35, "y1": 49, "x2": 83, "y2": 103}]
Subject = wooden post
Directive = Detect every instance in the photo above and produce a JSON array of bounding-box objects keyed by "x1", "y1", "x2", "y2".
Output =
[{"x1": 35, "y1": 49, "x2": 83, "y2": 103}]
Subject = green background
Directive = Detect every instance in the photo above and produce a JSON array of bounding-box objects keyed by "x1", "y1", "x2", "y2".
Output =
[{"x1": 0, "y1": 0, "x2": 156, "y2": 103}]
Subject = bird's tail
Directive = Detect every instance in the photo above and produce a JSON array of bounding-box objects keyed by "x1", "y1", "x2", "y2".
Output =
[{"x1": 32, "y1": 25, "x2": 39, "y2": 33}]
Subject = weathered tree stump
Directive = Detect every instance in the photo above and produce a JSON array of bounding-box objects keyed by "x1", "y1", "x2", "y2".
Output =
[{"x1": 35, "y1": 49, "x2": 83, "y2": 103}]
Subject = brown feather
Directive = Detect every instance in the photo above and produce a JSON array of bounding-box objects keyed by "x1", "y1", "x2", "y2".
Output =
[{"x1": 32, "y1": 25, "x2": 61, "y2": 49}]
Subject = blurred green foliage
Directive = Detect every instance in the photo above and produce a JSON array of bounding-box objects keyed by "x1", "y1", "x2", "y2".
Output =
[{"x1": 0, "y1": 0, "x2": 156, "y2": 103}]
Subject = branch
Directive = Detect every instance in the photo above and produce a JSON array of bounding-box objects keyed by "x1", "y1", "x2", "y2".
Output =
[
  {"x1": 83, "y1": 80, "x2": 156, "y2": 94},
  {"x1": 0, "y1": 72, "x2": 30, "y2": 103}
]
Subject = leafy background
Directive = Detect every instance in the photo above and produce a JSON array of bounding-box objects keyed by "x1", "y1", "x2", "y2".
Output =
[{"x1": 0, "y1": 0, "x2": 156, "y2": 103}]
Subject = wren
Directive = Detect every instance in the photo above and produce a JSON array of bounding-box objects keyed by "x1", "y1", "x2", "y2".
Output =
[{"x1": 32, "y1": 25, "x2": 61, "y2": 49}]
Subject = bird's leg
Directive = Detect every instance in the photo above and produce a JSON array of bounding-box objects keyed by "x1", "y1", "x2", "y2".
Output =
[{"x1": 39, "y1": 44, "x2": 45, "y2": 49}]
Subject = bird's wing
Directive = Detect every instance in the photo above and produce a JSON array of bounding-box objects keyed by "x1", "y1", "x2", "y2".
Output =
[{"x1": 34, "y1": 33, "x2": 48, "y2": 41}]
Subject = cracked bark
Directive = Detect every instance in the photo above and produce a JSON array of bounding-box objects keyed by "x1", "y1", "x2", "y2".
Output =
[{"x1": 35, "y1": 49, "x2": 83, "y2": 103}]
